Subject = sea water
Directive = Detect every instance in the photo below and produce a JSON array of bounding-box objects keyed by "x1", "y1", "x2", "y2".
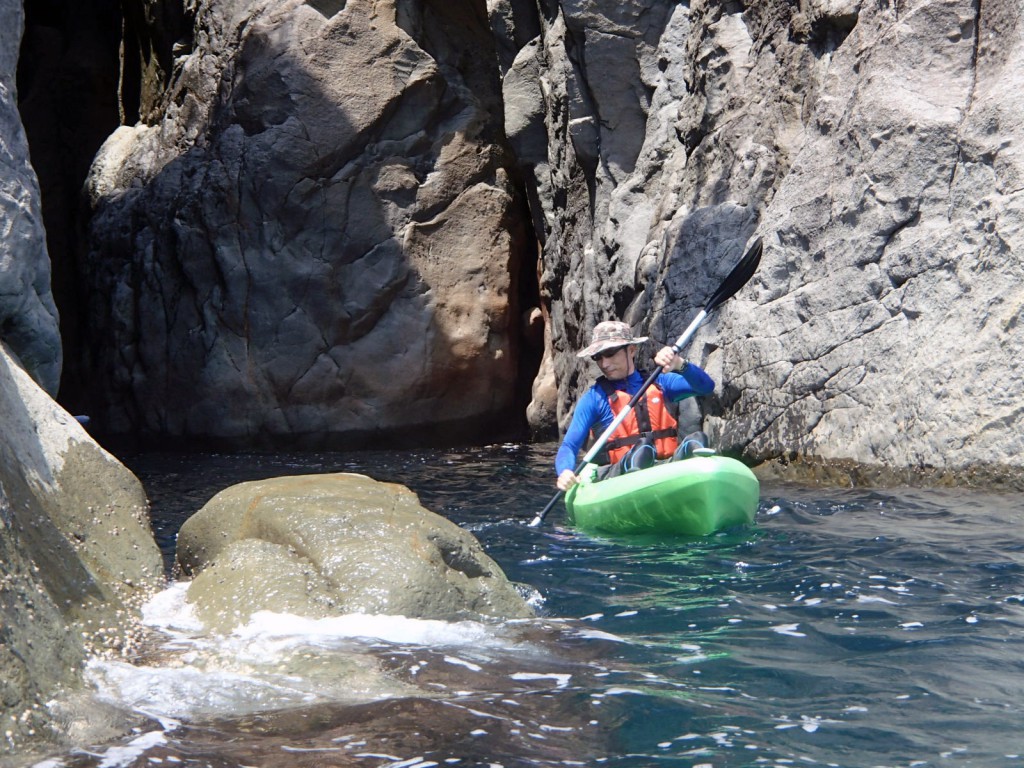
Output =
[{"x1": 21, "y1": 443, "x2": 1024, "y2": 767}]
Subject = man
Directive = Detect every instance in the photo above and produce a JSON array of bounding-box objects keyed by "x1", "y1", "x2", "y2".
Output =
[{"x1": 555, "y1": 320, "x2": 714, "y2": 491}]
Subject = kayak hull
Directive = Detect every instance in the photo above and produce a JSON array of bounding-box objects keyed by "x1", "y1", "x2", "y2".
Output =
[{"x1": 565, "y1": 456, "x2": 759, "y2": 536}]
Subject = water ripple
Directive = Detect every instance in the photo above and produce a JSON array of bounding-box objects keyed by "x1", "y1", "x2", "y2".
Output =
[{"x1": 47, "y1": 445, "x2": 1024, "y2": 768}]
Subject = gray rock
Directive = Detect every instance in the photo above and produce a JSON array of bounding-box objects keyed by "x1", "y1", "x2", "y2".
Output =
[
  {"x1": 711, "y1": 0, "x2": 1024, "y2": 487},
  {"x1": 515, "y1": 0, "x2": 1024, "y2": 487},
  {"x1": 0, "y1": 0, "x2": 61, "y2": 395},
  {"x1": 80, "y1": 0, "x2": 525, "y2": 447},
  {"x1": 176, "y1": 473, "x2": 535, "y2": 632},
  {"x1": 0, "y1": 341, "x2": 164, "y2": 754},
  {"x1": 503, "y1": 37, "x2": 548, "y2": 165},
  {"x1": 7, "y1": 0, "x2": 1023, "y2": 490}
]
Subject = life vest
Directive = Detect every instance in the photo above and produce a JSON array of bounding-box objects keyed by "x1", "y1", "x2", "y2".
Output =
[{"x1": 594, "y1": 373, "x2": 679, "y2": 464}]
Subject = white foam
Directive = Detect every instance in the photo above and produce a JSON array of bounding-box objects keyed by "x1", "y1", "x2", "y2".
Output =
[
  {"x1": 510, "y1": 672, "x2": 571, "y2": 688},
  {"x1": 771, "y1": 623, "x2": 807, "y2": 637},
  {"x1": 856, "y1": 594, "x2": 897, "y2": 605},
  {"x1": 222, "y1": 610, "x2": 505, "y2": 656},
  {"x1": 86, "y1": 658, "x2": 320, "y2": 718},
  {"x1": 139, "y1": 581, "x2": 203, "y2": 635},
  {"x1": 96, "y1": 730, "x2": 166, "y2": 768},
  {"x1": 572, "y1": 627, "x2": 626, "y2": 642},
  {"x1": 444, "y1": 655, "x2": 483, "y2": 672},
  {"x1": 139, "y1": 583, "x2": 519, "y2": 653},
  {"x1": 84, "y1": 583, "x2": 536, "y2": 723}
]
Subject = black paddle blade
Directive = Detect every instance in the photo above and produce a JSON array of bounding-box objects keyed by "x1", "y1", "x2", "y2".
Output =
[{"x1": 703, "y1": 237, "x2": 762, "y2": 314}]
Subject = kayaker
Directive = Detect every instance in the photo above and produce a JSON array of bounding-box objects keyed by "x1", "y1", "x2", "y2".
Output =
[{"x1": 555, "y1": 320, "x2": 714, "y2": 491}]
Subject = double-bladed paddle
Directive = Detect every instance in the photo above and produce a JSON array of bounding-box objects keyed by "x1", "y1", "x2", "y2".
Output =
[{"x1": 528, "y1": 236, "x2": 763, "y2": 528}]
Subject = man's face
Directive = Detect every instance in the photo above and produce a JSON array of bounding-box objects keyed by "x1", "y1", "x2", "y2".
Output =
[{"x1": 593, "y1": 345, "x2": 634, "y2": 380}]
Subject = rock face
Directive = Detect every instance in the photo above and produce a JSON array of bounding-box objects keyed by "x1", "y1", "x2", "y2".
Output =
[
  {"x1": 7, "y1": 1, "x2": 1024, "y2": 482},
  {"x1": 0, "y1": 341, "x2": 165, "y2": 754},
  {"x1": 176, "y1": 473, "x2": 535, "y2": 632},
  {"x1": 710, "y1": 0, "x2": 1024, "y2": 486},
  {"x1": 0, "y1": 0, "x2": 61, "y2": 395},
  {"x1": 498, "y1": 0, "x2": 1024, "y2": 487},
  {"x1": 78, "y1": 0, "x2": 531, "y2": 448}
]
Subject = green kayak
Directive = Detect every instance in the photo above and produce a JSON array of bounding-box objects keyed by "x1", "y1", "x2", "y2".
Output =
[{"x1": 565, "y1": 453, "x2": 760, "y2": 536}]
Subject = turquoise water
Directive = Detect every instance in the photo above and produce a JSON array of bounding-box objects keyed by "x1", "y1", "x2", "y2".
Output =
[{"x1": 39, "y1": 444, "x2": 1024, "y2": 767}]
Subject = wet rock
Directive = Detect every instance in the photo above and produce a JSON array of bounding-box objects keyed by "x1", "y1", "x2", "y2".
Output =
[
  {"x1": 176, "y1": 473, "x2": 535, "y2": 632},
  {"x1": 0, "y1": 341, "x2": 165, "y2": 753}
]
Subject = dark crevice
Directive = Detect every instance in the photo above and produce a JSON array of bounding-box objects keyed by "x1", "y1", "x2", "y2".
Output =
[{"x1": 16, "y1": 0, "x2": 124, "y2": 416}]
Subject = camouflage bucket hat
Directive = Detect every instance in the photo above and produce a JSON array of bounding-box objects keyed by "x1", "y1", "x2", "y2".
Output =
[{"x1": 577, "y1": 320, "x2": 649, "y2": 358}]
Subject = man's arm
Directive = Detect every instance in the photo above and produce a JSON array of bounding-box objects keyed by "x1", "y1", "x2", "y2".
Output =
[{"x1": 554, "y1": 387, "x2": 606, "y2": 488}]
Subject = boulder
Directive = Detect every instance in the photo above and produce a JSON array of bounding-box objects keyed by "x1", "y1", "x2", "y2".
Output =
[
  {"x1": 78, "y1": 0, "x2": 528, "y2": 448},
  {"x1": 176, "y1": 473, "x2": 535, "y2": 633},
  {"x1": 0, "y1": 341, "x2": 164, "y2": 754}
]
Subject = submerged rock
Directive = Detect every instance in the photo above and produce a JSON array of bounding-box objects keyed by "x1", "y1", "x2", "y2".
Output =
[{"x1": 176, "y1": 473, "x2": 535, "y2": 632}]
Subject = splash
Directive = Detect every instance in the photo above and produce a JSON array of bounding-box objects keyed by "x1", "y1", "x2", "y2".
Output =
[{"x1": 85, "y1": 582, "x2": 543, "y2": 723}]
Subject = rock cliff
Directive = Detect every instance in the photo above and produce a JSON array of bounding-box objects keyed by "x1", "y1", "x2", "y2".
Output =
[
  {"x1": 502, "y1": 0, "x2": 1024, "y2": 486},
  {"x1": 0, "y1": 0, "x2": 60, "y2": 395},
  {"x1": 8, "y1": 6, "x2": 1024, "y2": 462},
  {"x1": 76, "y1": 0, "x2": 532, "y2": 449},
  {"x1": 0, "y1": 341, "x2": 165, "y2": 755},
  {"x1": 10, "y1": 0, "x2": 1021, "y2": 483}
]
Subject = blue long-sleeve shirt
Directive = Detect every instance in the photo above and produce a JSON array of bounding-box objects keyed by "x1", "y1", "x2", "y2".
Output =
[{"x1": 555, "y1": 364, "x2": 715, "y2": 475}]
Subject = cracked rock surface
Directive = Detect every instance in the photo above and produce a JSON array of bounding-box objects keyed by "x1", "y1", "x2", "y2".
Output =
[{"x1": 510, "y1": 0, "x2": 1024, "y2": 486}]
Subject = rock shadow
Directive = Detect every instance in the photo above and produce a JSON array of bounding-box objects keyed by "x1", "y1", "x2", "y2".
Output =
[{"x1": 57, "y1": 0, "x2": 538, "y2": 451}]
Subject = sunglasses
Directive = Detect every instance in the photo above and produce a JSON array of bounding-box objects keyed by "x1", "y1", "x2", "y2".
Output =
[{"x1": 591, "y1": 345, "x2": 627, "y2": 361}]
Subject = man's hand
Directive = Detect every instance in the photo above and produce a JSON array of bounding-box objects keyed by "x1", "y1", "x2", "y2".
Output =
[
  {"x1": 557, "y1": 469, "x2": 578, "y2": 491},
  {"x1": 654, "y1": 345, "x2": 684, "y2": 372}
]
